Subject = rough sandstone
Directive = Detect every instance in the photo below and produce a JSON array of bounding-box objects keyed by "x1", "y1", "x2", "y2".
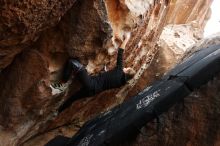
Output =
[{"x1": 0, "y1": 0, "x2": 216, "y2": 146}]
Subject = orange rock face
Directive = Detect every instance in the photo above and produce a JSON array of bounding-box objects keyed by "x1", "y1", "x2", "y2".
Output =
[
  {"x1": 0, "y1": 0, "x2": 77, "y2": 69},
  {"x1": 166, "y1": 0, "x2": 212, "y2": 30},
  {"x1": 0, "y1": 0, "x2": 214, "y2": 146}
]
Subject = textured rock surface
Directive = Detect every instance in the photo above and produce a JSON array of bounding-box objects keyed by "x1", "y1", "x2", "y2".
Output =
[
  {"x1": 159, "y1": 24, "x2": 201, "y2": 57},
  {"x1": 0, "y1": 0, "x2": 77, "y2": 69},
  {"x1": 0, "y1": 0, "x2": 214, "y2": 146},
  {"x1": 166, "y1": 0, "x2": 212, "y2": 31}
]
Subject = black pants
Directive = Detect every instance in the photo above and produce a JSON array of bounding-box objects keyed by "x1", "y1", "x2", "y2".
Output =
[
  {"x1": 62, "y1": 60, "x2": 92, "y2": 87},
  {"x1": 77, "y1": 68, "x2": 94, "y2": 89},
  {"x1": 58, "y1": 62, "x2": 94, "y2": 113}
]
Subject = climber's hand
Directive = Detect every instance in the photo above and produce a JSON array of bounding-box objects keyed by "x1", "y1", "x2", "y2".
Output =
[
  {"x1": 120, "y1": 32, "x2": 131, "y2": 49},
  {"x1": 114, "y1": 35, "x2": 123, "y2": 48}
]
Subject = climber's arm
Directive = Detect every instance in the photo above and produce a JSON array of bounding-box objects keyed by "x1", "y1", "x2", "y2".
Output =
[
  {"x1": 115, "y1": 32, "x2": 130, "y2": 69},
  {"x1": 116, "y1": 48, "x2": 124, "y2": 70}
]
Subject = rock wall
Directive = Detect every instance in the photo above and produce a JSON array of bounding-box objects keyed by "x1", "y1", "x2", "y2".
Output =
[
  {"x1": 126, "y1": 34, "x2": 220, "y2": 146},
  {"x1": 0, "y1": 0, "x2": 77, "y2": 69},
  {"x1": 166, "y1": 0, "x2": 212, "y2": 31},
  {"x1": 0, "y1": 0, "x2": 213, "y2": 146}
]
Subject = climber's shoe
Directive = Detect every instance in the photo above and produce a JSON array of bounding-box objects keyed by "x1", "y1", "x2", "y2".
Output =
[
  {"x1": 50, "y1": 82, "x2": 69, "y2": 94},
  {"x1": 70, "y1": 59, "x2": 83, "y2": 74}
]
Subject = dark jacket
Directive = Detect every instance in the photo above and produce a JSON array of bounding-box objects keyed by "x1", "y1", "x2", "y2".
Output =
[{"x1": 88, "y1": 48, "x2": 126, "y2": 94}]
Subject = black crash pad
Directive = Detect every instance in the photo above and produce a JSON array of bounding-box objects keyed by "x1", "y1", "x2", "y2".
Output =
[{"x1": 66, "y1": 80, "x2": 190, "y2": 146}]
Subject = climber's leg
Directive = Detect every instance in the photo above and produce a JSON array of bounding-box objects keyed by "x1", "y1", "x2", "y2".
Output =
[
  {"x1": 62, "y1": 59, "x2": 83, "y2": 82},
  {"x1": 76, "y1": 68, "x2": 94, "y2": 89},
  {"x1": 62, "y1": 60, "x2": 73, "y2": 83}
]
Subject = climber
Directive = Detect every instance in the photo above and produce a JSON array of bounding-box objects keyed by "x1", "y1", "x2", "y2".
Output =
[{"x1": 58, "y1": 33, "x2": 136, "y2": 113}]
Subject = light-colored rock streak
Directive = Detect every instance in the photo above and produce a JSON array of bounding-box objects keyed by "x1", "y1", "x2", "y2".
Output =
[
  {"x1": 116, "y1": 1, "x2": 168, "y2": 103},
  {"x1": 125, "y1": 0, "x2": 153, "y2": 16}
]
